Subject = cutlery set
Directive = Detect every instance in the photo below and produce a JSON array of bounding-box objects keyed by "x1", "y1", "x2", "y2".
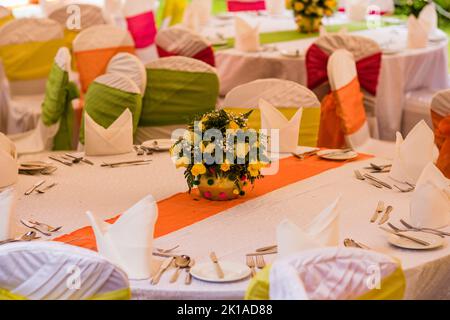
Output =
[
  {"x1": 150, "y1": 245, "x2": 195, "y2": 285},
  {"x1": 19, "y1": 161, "x2": 57, "y2": 176},
  {"x1": 101, "y1": 159, "x2": 152, "y2": 168},
  {"x1": 49, "y1": 154, "x2": 93, "y2": 167},
  {"x1": 24, "y1": 180, "x2": 57, "y2": 195},
  {"x1": 0, "y1": 231, "x2": 40, "y2": 246},
  {"x1": 370, "y1": 201, "x2": 393, "y2": 225},
  {"x1": 355, "y1": 163, "x2": 415, "y2": 193},
  {"x1": 20, "y1": 219, "x2": 62, "y2": 237}
]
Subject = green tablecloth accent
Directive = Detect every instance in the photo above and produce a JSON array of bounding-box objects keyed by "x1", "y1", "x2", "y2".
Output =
[
  {"x1": 79, "y1": 82, "x2": 142, "y2": 144},
  {"x1": 140, "y1": 69, "x2": 219, "y2": 127},
  {"x1": 41, "y1": 63, "x2": 79, "y2": 151}
]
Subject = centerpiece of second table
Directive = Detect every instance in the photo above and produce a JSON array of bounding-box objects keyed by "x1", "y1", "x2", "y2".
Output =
[
  {"x1": 171, "y1": 110, "x2": 270, "y2": 201},
  {"x1": 292, "y1": 0, "x2": 337, "y2": 33}
]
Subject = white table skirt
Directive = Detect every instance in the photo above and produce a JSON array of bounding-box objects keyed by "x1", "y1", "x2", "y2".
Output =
[
  {"x1": 214, "y1": 26, "x2": 449, "y2": 141},
  {"x1": 9, "y1": 151, "x2": 450, "y2": 300}
]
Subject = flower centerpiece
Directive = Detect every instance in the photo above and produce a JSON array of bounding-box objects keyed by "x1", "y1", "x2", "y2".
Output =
[
  {"x1": 292, "y1": 0, "x2": 337, "y2": 33},
  {"x1": 170, "y1": 110, "x2": 270, "y2": 201}
]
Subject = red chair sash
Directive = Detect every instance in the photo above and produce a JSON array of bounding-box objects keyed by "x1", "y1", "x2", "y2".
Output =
[
  {"x1": 227, "y1": 1, "x2": 266, "y2": 12},
  {"x1": 435, "y1": 114, "x2": 450, "y2": 178},
  {"x1": 126, "y1": 11, "x2": 157, "y2": 49},
  {"x1": 306, "y1": 44, "x2": 382, "y2": 96},
  {"x1": 156, "y1": 45, "x2": 216, "y2": 67}
]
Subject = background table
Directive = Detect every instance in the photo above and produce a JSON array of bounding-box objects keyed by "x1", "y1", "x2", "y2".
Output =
[{"x1": 10, "y1": 150, "x2": 450, "y2": 300}]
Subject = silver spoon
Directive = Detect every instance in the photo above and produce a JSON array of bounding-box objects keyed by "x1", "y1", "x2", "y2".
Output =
[
  {"x1": 0, "y1": 231, "x2": 39, "y2": 245},
  {"x1": 170, "y1": 255, "x2": 191, "y2": 283}
]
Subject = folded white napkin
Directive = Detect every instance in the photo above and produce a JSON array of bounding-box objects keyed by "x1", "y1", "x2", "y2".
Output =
[
  {"x1": 419, "y1": 3, "x2": 437, "y2": 36},
  {"x1": 259, "y1": 99, "x2": 303, "y2": 153},
  {"x1": 0, "y1": 188, "x2": 14, "y2": 241},
  {"x1": 0, "y1": 133, "x2": 18, "y2": 188},
  {"x1": 346, "y1": 0, "x2": 369, "y2": 21},
  {"x1": 183, "y1": 0, "x2": 211, "y2": 29},
  {"x1": 84, "y1": 109, "x2": 133, "y2": 156},
  {"x1": 86, "y1": 195, "x2": 159, "y2": 280},
  {"x1": 267, "y1": 0, "x2": 285, "y2": 16},
  {"x1": 277, "y1": 197, "x2": 341, "y2": 258},
  {"x1": 235, "y1": 16, "x2": 260, "y2": 52},
  {"x1": 407, "y1": 15, "x2": 429, "y2": 49},
  {"x1": 410, "y1": 163, "x2": 450, "y2": 229},
  {"x1": 390, "y1": 120, "x2": 438, "y2": 184}
]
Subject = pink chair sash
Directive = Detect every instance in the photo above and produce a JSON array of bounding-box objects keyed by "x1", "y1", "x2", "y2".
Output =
[
  {"x1": 306, "y1": 43, "x2": 382, "y2": 95},
  {"x1": 156, "y1": 45, "x2": 216, "y2": 67},
  {"x1": 227, "y1": 1, "x2": 266, "y2": 12},
  {"x1": 126, "y1": 11, "x2": 157, "y2": 49}
]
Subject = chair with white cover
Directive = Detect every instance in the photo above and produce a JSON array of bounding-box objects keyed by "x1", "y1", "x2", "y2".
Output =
[
  {"x1": 0, "y1": 133, "x2": 18, "y2": 189},
  {"x1": 137, "y1": 56, "x2": 219, "y2": 143},
  {"x1": 431, "y1": 90, "x2": 450, "y2": 178},
  {"x1": 106, "y1": 52, "x2": 147, "y2": 95},
  {"x1": 73, "y1": 25, "x2": 135, "y2": 95},
  {"x1": 79, "y1": 73, "x2": 142, "y2": 149},
  {"x1": 155, "y1": 26, "x2": 215, "y2": 67},
  {"x1": 123, "y1": 0, "x2": 158, "y2": 63},
  {"x1": 401, "y1": 88, "x2": 435, "y2": 136},
  {"x1": 246, "y1": 247, "x2": 405, "y2": 300},
  {"x1": 0, "y1": 18, "x2": 64, "y2": 134},
  {"x1": 227, "y1": 0, "x2": 266, "y2": 12},
  {"x1": 9, "y1": 47, "x2": 79, "y2": 154},
  {"x1": 0, "y1": 242, "x2": 130, "y2": 300},
  {"x1": 0, "y1": 5, "x2": 13, "y2": 27},
  {"x1": 306, "y1": 34, "x2": 382, "y2": 139},
  {"x1": 324, "y1": 49, "x2": 394, "y2": 158},
  {"x1": 222, "y1": 79, "x2": 321, "y2": 147}
]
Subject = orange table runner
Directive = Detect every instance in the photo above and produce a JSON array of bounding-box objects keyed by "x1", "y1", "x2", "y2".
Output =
[{"x1": 55, "y1": 154, "x2": 371, "y2": 250}]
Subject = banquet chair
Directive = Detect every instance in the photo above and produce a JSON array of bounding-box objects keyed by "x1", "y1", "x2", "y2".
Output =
[
  {"x1": 160, "y1": 0, "x2": 188, "y2": 28},
  {"x1": 246, "y1": 247, "x2": 405, "y2": 300},
  {"x1": 48, "y1": 3, "x2": 106, "y2": 51},
  {"x1": 9, "y1": 47, "x2": 79, "y2": 154},
  {"x1": 0, "y1": 242, "x2": 130, "y2": 300},
  {"x1": 306, "y1": 34, "x2": 382, "y2": 139},
  {"x1": 155, "y1": 26, "x2": 215, "y2": 67},
  {"x1": 136, "y1": 56, "x2": 219, "y2": 143},
  {"x1": 401, "y1": 88, "x2": 435, "y2": 137},
  {"x1": 79, "y1": 73, "x2": 142, "y2": 145},
  {"x1": 106, "y1": 53, "x2": 147, "y2": 95},
  {"x1": 0, "y1": 6, "x2": 13, "y2": 27},
  {"x1": 322, "y1": 49, "x2": 394, "y2": 158},
  {"x1": 123, "y1": 0, "x2": 158, "y2": 63},
  {"x1": 73, "y1": 25, "x2": 135, "y2": 95},
  {"x1": 0, "y1": 18, "x2": 65, "y2": 134},
  {"x1": 222, "y1": 79, "x2": 321, "y2": 147},
  {"x1": 227, "y1": 0, "x2": 266, "y2": 12},
  {"x1": 430, "y1": 90, "x2": 450, "y2": 178}
]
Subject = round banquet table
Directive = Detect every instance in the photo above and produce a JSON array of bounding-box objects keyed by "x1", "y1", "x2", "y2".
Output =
[
  {"x1": 9, "y1": 149, "x2": 450, "y2": 300},
  {"x1": 205, "y1": 17, "x2": 449, "y2": 141}
]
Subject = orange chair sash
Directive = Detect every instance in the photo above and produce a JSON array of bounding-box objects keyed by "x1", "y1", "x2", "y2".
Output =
[
  {"x1": 75, "y1": 46, "x2": 135, "y2": 93},
  {"x1": 318, "y1": 77, "x2": 366, "y2": 148},
  {"x1": 433, "y1": 111, "x2": 450, "y2": 178}
]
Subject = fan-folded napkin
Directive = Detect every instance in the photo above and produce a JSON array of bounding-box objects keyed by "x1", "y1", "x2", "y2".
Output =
[
  {"x1": 407, "y1": 15, "x2": 429, "y2": 49},
  {"x1": 235, "y1": 16, "x2": 260, "y2": 52}
]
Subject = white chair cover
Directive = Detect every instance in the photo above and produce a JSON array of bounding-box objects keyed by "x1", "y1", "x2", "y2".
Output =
[
  {"x1": 106, "y1": 52, "x2": 147, "y2": 95},
  {"x1": 73, "y1": 25, "x2": 135, "y2": 52},
  {"x1": 402, "y1": 88, "x2": 435, "y2": 136},
  {"x1": 223, "y1": 79, "x2": 320, "y2": 109},
  {"x1": 328, "y1": 49, "x2": 394, "y2": 158},
  {"x1": 270, "y1": 247, "x2": 401, "y2": 300},
  {"x1": 0, "y1": 242, "x2": 130, "y2": 300},
  {"x1": 155, "y1": 26, "x2": 210, "y2": 58},
  {"x1": 0, "y1": 188, "x2": 14, "y2": 242},
  {"x1": 48, "y1": 3, "x2": 106, "y2": 30},
  {"x1": 431, "y1": 89, "x2": 450, "y2": 117}
]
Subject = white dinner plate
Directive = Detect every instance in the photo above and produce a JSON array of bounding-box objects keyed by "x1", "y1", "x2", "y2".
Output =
[
  {"x1": 429, "y1": 30, "x2": 448, "y2": 42},
  {"x1": 190, "y1": 261, "x2": 251, "y2": 283},
  {"x1": 317, "y1": 149, "x2": 358, "y2": 161},
  {"x1": 142, "y1": 139, "x2": 173, "y2": 151},
  {"x1": 388, "y1": 231, "x2": 445, "y2": 250},
  {"x1": 215, "y1": 13, "x2": 234, "y2": 20},
  {"x1": 279, "y1": 49, "x2": 304, "y2": 58}
]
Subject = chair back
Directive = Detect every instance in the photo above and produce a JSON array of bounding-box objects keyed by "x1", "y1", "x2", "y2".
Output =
[
  {"x1": 0, "y1": 242, "x2": 130, "y2": 300},
  {"x1": 106, "y1": 52, "x2": 147, "y2": 95},
  {"x1": 73, "y1": 25, "x2": 135, "y2": 94},
  {"x1": 223, "y1": 79, "x2": 321, "y2": 147},
  {"x1": 431, "y1": 90, "x2": 450, "y2": 178}
]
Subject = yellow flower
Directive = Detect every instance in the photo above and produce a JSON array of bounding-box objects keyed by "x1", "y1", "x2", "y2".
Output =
[
  {"x1": 294, "y1": 2, "x2": 304, "y2": 10},
  {"x1": 175, "y1": 157, "x2": 190, "y2": 169},
  {"x1": 220, "y1": 162, "x2": 231, "y2": 172},
  {"x1": 325, "y1": 0, "x2": 336, "y2": 8},
  {"x1": 233, "y1": 189, "x2": 240, "y2": 195},
  {"x1": 228, "y1": 121, "x2": 240, "y2": 130},
  {"x1": 191, "y1": 163, "x2": 207, "y2": 176},
  {"x1": 248, "y1": 163, "x2": 261, "y2": 177}
]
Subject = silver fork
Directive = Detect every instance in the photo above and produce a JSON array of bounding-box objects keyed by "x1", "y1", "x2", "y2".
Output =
[
  {"x1": 246, "y1": 256, "x2": 256, "y2": 277},
  {"x1": 400, "y1": 219, "x2": 450, "y2": 237},
  {"x1": 388, "y1": 222, "x2": 444, "y2": 238},
  {"x1": 255, "y1": 255, "x2": 266, "y2": 269}
]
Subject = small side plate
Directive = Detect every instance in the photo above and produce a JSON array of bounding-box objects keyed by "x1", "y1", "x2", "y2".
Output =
[
  {"x1": 317, "y1": 149, "x2": 358, "y2": 161},
  {"x1": 388, "y1": 231, "x2": 445, "y2": 250},
  {"x1": 190, "y1": 261, "x2": 251, "y2": 283}
]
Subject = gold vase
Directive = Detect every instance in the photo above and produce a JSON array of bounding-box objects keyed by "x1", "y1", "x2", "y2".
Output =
[{"x1": 197, "y1": 175, "x2": 243, "y2": 201}]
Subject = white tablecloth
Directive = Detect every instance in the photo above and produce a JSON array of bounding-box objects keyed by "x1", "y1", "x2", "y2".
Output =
[
  {"x1": 210, "y1": 23, "x2": 448, "y2": 141},
  {"x1": 9, "y1": 150, "x2": 450, "y2": 300}
]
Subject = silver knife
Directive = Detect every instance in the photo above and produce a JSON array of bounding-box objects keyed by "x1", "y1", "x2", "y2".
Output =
[
  {"x1": 363, "y1": 174, "x2": 392, "y2": 189},
  {"x1": 370, "y1": 201, "x2": 385, "y2": 223},
  {"x1": 378, "y1": 205, "x2": 393, "y2": 225},
  {"x1": 380, "y1": 227, "x2": 430, "y2": 246},
  {"x1": 24, "y1": 180, "x2": 46, "y2": 196}
]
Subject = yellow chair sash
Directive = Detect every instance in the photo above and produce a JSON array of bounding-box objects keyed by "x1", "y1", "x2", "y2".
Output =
[
  {"x1": 0, "y1": 14, "x2": 13, "y2": 27},
  {"x1": 0, "y1": 287, "x2": 130, "y2": 300},
  {"x1": 0, "y1": 39, "x2": 64, "y2": 81},
  {"x1": 0, "y1": 288, "x2": 27, "y2": 300},
  {"x1": 224, "y1": 107, "x2": 321, "y2": 147}
]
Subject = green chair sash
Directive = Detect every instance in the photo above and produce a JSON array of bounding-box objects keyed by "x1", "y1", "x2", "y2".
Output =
[
  {"x1": 79, "y1": 82, "x2": 142, "y2": 144},
  {"x1": 225, "y1": 107, "x2": 321, "y2": 147},
  {"x1": 41, "y1": 63, "x2": 79, "y2": 151},
  {"x1": 140, "y1": 69, "x2": 219, "y2": 127}
]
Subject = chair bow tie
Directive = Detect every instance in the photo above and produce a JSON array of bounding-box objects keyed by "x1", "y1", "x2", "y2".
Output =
[
  {"x1": 436, "y1": 115, "x2": 450, "y2": 178},
  {"x1": 306, "y1": 44, "x2": 382, "y2": 96},
  {"x1": 156, "y1": 45, "x2": 216, "y2": 67}
]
